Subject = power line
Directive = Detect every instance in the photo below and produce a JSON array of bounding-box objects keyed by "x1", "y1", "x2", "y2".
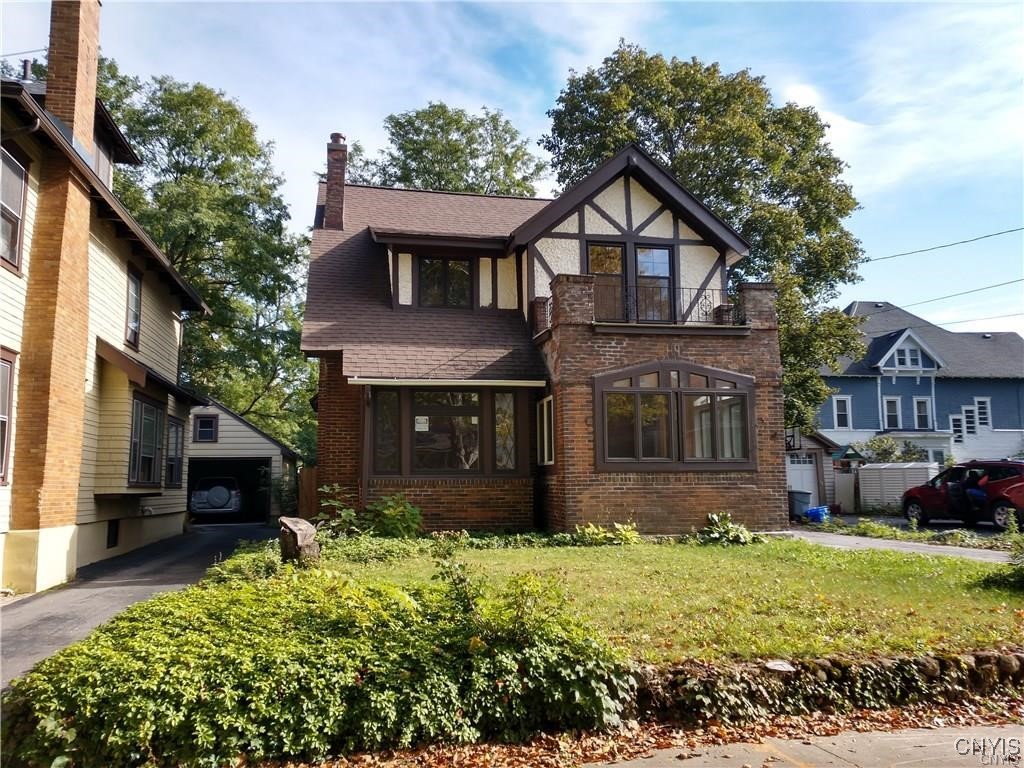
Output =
[
  {"x1": 0, "y1": 47, "x2": 47, "y2": 58},
  {"x1": 914, "y1": 312, "x2": 1023, "y2": 330},
  {"x1": 865, "y1": 227, "x2": 1024, "y2": 263},
  {"x1": 902, "y1": 278, "x2": 1024, "y2": 308}
]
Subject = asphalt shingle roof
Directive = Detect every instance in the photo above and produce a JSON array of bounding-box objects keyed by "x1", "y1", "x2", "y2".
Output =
[
  {"x1": 826, "y1": 301, "x2": 1024, "y2": 379},
  {"x1": 303, "y1": 184, "x2": 551, "y2": 380}
]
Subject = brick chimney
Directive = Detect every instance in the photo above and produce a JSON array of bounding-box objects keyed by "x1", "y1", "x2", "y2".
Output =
[
  {"x1": 324, "y1": 132, "x2": 347, "y2": 229},
  {"x1": 45, "y1": 0, "x2": 100, "y2": 154}
]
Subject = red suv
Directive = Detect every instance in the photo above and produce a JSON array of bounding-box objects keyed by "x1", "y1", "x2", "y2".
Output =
[{"x1": 902, "y1": 460, "x2": 1023, "y2": 531}]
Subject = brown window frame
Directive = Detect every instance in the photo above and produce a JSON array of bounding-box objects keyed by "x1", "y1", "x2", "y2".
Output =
[
  {"x1": 593, "y1": 360, "x2": 757, "y2": 472},
  {"x1": 129, "y1": 393, "x2": 165, "y2": 487},
  {"x1": 536, "y1": 395, "x2": 554, "y2": 466},
  {"x1": 125, "y1": 265, "x2": 143, "y2": 349},
  {"x1": 586, "y1": 240, "x2": 677, "y2": 324},
  {"x1": 193, "y1": 414, "x2": 219, "y2": 442},
  {"x1": 369, "y1": 387, "x2": 530, "y2": 478},
  {"x1": 416, "y1": 256, "x2": 476, "y2": 309},
  {"x1": 0, "y1": 347, "x2": 16, "y2": 485},
  {"x1": 165, "y1": 416, "x2": 185, "y2": 488},
  {"x1": 1, "y1": 144, "x2": 30, "y2": 275}
]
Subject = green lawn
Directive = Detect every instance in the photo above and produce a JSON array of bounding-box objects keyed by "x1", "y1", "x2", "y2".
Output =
[{"x1": 325, "y1": 539, "x2": 1022, "y2": 663}]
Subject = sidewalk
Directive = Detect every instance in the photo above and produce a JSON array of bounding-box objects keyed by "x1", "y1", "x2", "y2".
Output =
[
  {"x1": 781, "y1": 530, "x2": 1010, "y2": 563},
  {"x1": 609, "y1": 725, "x2": 1023, "y2": 767}
]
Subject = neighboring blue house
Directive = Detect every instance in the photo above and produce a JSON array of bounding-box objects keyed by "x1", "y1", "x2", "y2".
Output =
[{"x1": 817, "y1": 301, "x2": 1024, "y2": 464}]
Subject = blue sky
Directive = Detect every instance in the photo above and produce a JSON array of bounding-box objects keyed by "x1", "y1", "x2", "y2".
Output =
[{"x1": 3, "y1": 1, "x2": 1022, "y2": 335}]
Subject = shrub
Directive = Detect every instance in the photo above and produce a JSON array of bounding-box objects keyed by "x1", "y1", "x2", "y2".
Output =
[
  {"x1": 696, "y1": 512, "x2": 761, "y2": 546},
  {"x1": 362, "y1": 494, "x2": 422, "y2": 538},
  {"x1": 572, "y1": 522, "x2": 643, "y2": 546},
  {"x1": 203, "y1": 540, "x2": 282, "y2": 583},
  {"x1": 319, "y1": 533, "x2": 432, "y2": 564},
  {"x1": 1, "y1": 560, "x2": 633, "y2": 767}
]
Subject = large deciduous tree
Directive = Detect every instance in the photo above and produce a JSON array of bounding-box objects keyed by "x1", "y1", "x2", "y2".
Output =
[
  {"x1": 542, "y1": 42, "x2": 865, "y2": 429},
  {"x1": 96, "y1": 64, "x2": 316, "y2": 456},
  {"x1": 354, "y1": 102, "x2": 547, "y2": 196}
]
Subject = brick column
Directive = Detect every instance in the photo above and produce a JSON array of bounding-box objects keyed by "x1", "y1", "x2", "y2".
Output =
[
  {"x1": 549, "y1": 273, "x2": 595, "y2": 327},
  {"x1": 738, "y1": 282, "x2": 779, "y2": 330},
  {"x1": 316, "y1": 354, "x2": 363, "y2": 510}
]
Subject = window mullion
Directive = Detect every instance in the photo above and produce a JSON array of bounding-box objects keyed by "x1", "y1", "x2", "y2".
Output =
[
  {"x1": 710, "y1": 394, "x2": 719, "y2": 461},
  {"x1": 399, "y1": 389, "x2": 412, "y2": 476}
]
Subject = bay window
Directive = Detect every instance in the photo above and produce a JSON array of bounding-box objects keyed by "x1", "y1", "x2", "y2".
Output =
[
  {"x1": 165, "y1": 417, "x2": 184, "y2": 487},
  {"x1": 595, "y1": 360, "x2": 755, "y2": 471},
  {"x1": 129, "y1": 395, "x2": 164, "y2": 486}
]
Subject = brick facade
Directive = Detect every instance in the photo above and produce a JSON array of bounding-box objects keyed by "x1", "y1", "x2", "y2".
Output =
[
  {"x1": 316, "y1": 354, "x2": 363, "y2": 509},
  {"x1": 367, "y1": 477, "x2": 533, "y2": 532},
  {"x1": 536, "y1": 274, "x2": 787, "y2": 533}
]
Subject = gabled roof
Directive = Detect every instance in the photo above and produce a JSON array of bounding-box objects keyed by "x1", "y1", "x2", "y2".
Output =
[
  {"x1": 2, "y1": 80, "x2": 208, "y2": 313},
  {"x1": 195, "y1": 399, "x2": 301, "y2": 461},
  {"x1": 509, "y1": 143, "x2": 750, "y2": 258},
  {"x1": 872, "y1": 327, "x2": 946, "y2": 369},
  {"x1": 825, "y1": 301, "x2": 1024, "y2": 379}
]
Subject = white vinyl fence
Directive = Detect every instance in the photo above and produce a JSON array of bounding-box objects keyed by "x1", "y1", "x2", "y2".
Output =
[{"x1": 857, "y1": 462, "x2": 939, "y2": 509}]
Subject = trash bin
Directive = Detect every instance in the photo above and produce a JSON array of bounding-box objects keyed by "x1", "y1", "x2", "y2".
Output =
[{"x1": 788, "y1": 490, "x2": 812, "y2": 520}]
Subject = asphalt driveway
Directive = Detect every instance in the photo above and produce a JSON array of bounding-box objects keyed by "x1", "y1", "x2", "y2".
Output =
[{"x1": 0, "y1": 523, "x2": 276, "y2": 688}]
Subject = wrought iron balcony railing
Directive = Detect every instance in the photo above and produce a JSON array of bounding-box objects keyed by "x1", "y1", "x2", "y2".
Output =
[{"x1": 593, "y1": 282, "x2": 744, "y2": 325}]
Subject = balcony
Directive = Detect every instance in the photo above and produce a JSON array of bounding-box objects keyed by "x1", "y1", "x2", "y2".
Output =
[{"x1": 592, "y1": 282, "x2": 745, "y2": 326}]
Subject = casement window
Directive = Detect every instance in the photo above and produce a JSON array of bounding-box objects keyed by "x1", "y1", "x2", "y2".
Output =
[
  {"x1": 914, "y1": 398, "x2": 931, "y2": 430},
  {"x1": 419, "y1": 257, "x2": 472, "y2": 308},
  {"x1": 1, "y1": 147, "x2": 28, "y2": 271},
  {"x1": 0, "y1": 348, "x2": 15, "y2": 484},
  {"x1": 975, "y1": 398, "x2": 990, "y2": 427},
  {"x1": 193, "y1": 415, "x2": 219, "y2": 442},
  {"x1": 588, "y1": 242, "x2": 673, "y2": 322},
  {"x1": 371, "y1": 388, "x2": 528, "y2": 476},
  {"x1": 129, "y1": 395, "x2": 164, "y2": 486},
  {"x1": 125, "y1": 266, "x2": 142, "y2": 348},
  {"x1": 537, "y1": 395, "x2": 554, "y2": 466},
  {"x1": 883, "y1": 397, "x2": 901, "y2": 430},
  {"x1": 594, "y1": 361, "x2": 755, "y2": 471},
  {"x1": 165, "y1": 417, "x2": 184, "y2": 487},
  {"x1": 833, "y1": 396, "x2": 852, "y2": 430}
]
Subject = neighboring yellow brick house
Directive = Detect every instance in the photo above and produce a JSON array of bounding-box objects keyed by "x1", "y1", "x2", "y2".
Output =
[{"x1": 0, "y1": 0, "x2": 208, "y2": 593}]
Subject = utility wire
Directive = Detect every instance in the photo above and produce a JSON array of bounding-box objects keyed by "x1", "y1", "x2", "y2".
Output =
[
  {"x1": 0, "y1": 47, "x2": 47, "y2": 58},
  {"x1": 900, "y1": 278, "x2": 1023, "y2": 309},
  {"x1": 864, "y1": 227, "x2": 1024, "y2": 263},
  {"x1": 907, "y1": 312, "x2": 1023, "y2": 330}
]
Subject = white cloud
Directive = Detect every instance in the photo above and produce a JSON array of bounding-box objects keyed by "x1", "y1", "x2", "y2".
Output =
[{"x1": 780, "y1": 3, "x2": 1024, "y2": 198}]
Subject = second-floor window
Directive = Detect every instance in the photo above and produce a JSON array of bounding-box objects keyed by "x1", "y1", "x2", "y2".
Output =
[
  {"x1": 589, "y1": 243, "x2": 673, "y2": 322},
  {"x1": 1, "y1": 148, "x2": 28, "y2": 271},
  {"x1": 894, "y1": 346, "x2": 922, "y2": 368},
  {"x1": 194, "y1": 415, "x2": 219, "y2": 442},
  {"x1": 883, "y1": 397, "x2": 901, "y2": 430},
  {"x1": 419, "y1": 257, "x2": 471, "y2": 308},
  {"x1": 833, "y1": 396, "x2": 851, "y2": 430},
  {"x1": 914, "y1": 398, "x2": 931, "y2": 430},
  {"x1": 126, "y1": 267, "x2": 142, "y2": 347}
]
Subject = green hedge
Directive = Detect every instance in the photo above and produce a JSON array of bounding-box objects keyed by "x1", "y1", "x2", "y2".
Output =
[{"x1": 2, "y1": 561, "x2": 633, "y2": 767}]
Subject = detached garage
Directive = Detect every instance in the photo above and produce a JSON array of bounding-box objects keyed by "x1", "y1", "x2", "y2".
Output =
[
  {"x1": 188, "y1": 401, "x2": 300, "y2": 523},
  {"x1": 784, "y1": 430, "x2": 840, "y2": 508}
]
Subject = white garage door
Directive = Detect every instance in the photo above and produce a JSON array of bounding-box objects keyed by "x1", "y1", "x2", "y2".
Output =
[{"x1": 786, "y1": 453, "x2": 819, "y2": 507}]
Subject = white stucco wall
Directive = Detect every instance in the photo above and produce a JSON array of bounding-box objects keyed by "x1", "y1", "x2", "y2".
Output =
[
  {"x1": 534, "y1": 237, "x2": 580, "y2": 298},
  {"x1": 497, "y1": 255, "x2": 517, "y2": 309}
]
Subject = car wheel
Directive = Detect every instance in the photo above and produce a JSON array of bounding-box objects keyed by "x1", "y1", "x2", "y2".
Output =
[
  {"x1": 991, "y1": 501, "x2": 1016, "y2": 533},
  {"x1": 905, "y1": 500, "x2": 929, "y2": 526}
]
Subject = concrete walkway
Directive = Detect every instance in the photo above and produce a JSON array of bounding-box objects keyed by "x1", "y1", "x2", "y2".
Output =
[
  {"x1": 782, "y1": 530, "x2": 1011, "y2": 563},
  {"x1": 611, "y1": 725, "x2": 1023, "y2": 767},
  {"x1": 0, "y1": 523, "x2": 275, "y2": 687}
]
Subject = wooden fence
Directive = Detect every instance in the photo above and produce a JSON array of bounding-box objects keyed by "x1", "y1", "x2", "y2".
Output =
[{"x1": 298, "y1": 466, "x2": 318, "y2": 519}]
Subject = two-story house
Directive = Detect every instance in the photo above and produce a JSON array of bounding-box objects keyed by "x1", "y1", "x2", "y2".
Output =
[
  {"x1": 302, "y1": 134, "x2": 786, "y2": 533},
  {"x1": 817, "y1": 301, "x2": 1024, "y2": 464},
  {"x1": 1, "y1": 0, "x2": 208, "y2": 592}
]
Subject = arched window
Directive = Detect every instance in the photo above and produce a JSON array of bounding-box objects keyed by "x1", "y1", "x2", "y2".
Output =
[{"x1": 593, "y1": 360, "x2": 756, "y2": 471}]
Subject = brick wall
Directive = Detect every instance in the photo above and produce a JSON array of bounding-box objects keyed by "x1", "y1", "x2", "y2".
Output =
[
  {"x1": 537, "y1": 274, "x2": 787, "y2": 533},
  {"x1": 10, "y1": 155, "x2": 93, "y2": 531},
  {"x1": 368, "y1": 477, "x2": 533, "y2": 532},
  {"x1": 315, "y1": 354, "x2": 362, "y2": 508}
]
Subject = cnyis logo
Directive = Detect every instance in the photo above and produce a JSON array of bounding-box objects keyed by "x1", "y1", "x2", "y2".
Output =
[{"x1": 955, "y1": 737, "x2": 1022, "y2": 766}]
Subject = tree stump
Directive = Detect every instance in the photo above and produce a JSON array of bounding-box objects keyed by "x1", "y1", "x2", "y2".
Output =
[{"x1": 279, "y1": 516, "x2": 320, "y2": 566}]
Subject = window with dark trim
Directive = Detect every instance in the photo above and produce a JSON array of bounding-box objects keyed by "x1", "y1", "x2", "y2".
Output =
[
  {"x1": 588, "y1": 242, "x2": 674, "y2": 323},
  {"x1": 1, "y1": 147, "x2": 28, "y2": 271},
  {"x1": 594, "y1": 360, "x2": 756, "y2": 471},
  {"x1": 193, "y1": 415, "x2": 218, "y2": 442},
  {"x1": 126, "y1": 266, "x2": 142, "y2": 348},
  {"x1": 0, "y1": 347, "x2": 15, "y2": 484},
  {"x1": 165, "y1": 417, "x2": 184, "y2": 487},
  {"x1": 129, "y1": 395, "x2": 164, "y2": 486},
  {"x1": 419, "y1": 257, "x2": 472, "y2": 308},
  {"x1": 370, "y1": 388, "x2": 528, "y2": 476}
]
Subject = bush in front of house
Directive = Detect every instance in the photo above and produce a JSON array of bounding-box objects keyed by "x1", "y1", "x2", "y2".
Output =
[
  {"x1": 1, "y1": 558, "x2": 633, "y2": 768},
  {"x1": 315, "y1": 488, "x2": 423, "y2": 539},
  {"x1": 696, "y1": 512, "x2": 762, "y2": 546}
]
